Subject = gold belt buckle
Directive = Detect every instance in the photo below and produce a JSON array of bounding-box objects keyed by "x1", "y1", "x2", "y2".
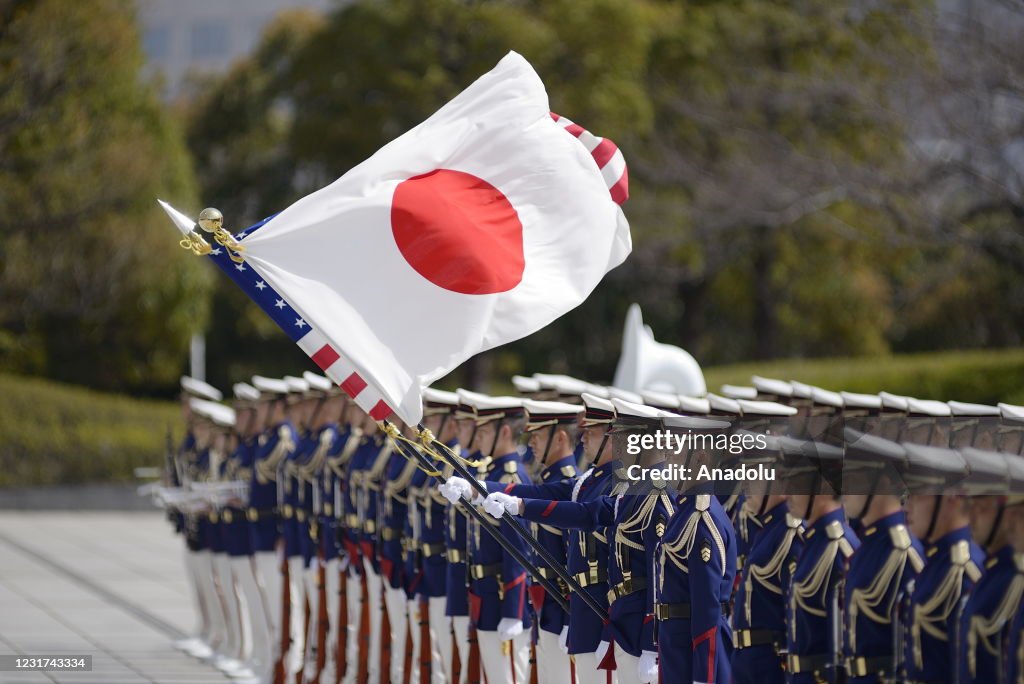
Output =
[
  {"x1": 324, "y1": 503, "x2": 333, "y2": 516},
  {"x1": 209, "y1": 511, "x2": 219, "y2": 523},
  {"x1": 247, "y1": 508, "x2": 258, "y2": 522},
  {"x1": 283, "y1": 504, "x2": 294, "y2": 518},
  {"x1": 222, "y1": 509, "x2": 233, "y2": 523}
]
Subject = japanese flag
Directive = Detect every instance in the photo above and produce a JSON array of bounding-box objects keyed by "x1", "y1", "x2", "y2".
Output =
[{"x1": 237, "y1": 51, "x2": 631, "y2": 424}]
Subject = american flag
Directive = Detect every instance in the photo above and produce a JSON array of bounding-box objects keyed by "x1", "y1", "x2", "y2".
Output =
[
  {"x1": 203, "y1": 214, "x2": 395, "y2": 422},
  {"x1": 550, "y1": 112, "x2": 628, "y2": 205}
]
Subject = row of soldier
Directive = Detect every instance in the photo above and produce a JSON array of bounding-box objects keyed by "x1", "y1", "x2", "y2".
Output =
[{"x1": 162, "y1": 371, "x2": 1024, "y2": 684}]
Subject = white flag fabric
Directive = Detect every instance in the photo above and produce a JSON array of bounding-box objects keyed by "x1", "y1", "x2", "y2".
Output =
[{"x1": 238, "y1": 51, "x2": 632, "y2": 424}]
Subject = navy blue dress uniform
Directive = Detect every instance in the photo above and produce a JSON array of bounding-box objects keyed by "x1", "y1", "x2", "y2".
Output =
[
  {"x1": 786, "y1": 504, "x2": 860, "y2": 684},
  {"x1": 652, "y1": 411, "x2": 739, "y2": 684},
  {"x1": 655, "y1": 490, "x2": 736, "y2": 684},
  {"x1": 460, "y1": 394, "x2": 533, "y2": 684},
  {"x1": 842, "y1": 510, "x2": 924, "y2": 683},
  {"x1": 955, "y1": 447, "x2": 1024, "y2": 684},
  {"x1": 893, "y1": 443, "x2": 982, "y2": 684},
  {"x1": 839, "y1": 431, "x2": 925, "y2": 684},
  {"x1": 732, "y1": 500, "x2": 804, "y2": 684},
  {"x1": 511, "y1": 391, "x2": 619, "y2": 682},
  {"x1": 249, "y1": 376, "x2": 294, "y2": 554}
]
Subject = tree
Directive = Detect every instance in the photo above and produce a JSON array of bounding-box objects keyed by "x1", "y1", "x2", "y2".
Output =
[{"x1": 0, "y1": 0, "x2": 210, "y2": 392}]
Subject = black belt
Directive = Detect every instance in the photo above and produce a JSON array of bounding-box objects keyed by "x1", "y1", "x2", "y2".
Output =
[
  {"x1": 572, "y1": 566, "x2": 608, "y2": 588},
  {"x1": 421, "y1": 542, "x2": 446, "y2": 558},
  {"x1": 654, "y1": 601, "x2": 730, "y2": 621},
  {"x1": 447, "y1": 549, "x2": 465, "y2": 563},
  {"x1": 786, "y1": 654, "x2": 829, "y2": 675},
  {"x1": 846, "y1": 656, "x2": 892, "y2": 677},
  {"x1": 469, "y1": 563, "x2": 501, "y2": 580},
  {"x1": 734, "y1": 628, "x2": 784, "y2": 649},
  {"x1": 607, "y1": 577, "x2": 646, "y2": 605},
  {"x1": 246, "y1": 507, "x2": 277, "y2": 522},
  {"x1": 221, "y1": 507, "x2": 246, "y2": 523}
]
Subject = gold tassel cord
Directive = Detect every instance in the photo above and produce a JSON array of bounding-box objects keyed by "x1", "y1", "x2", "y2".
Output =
[{"x1": 379, "y1": 423, "x2": 440, "y2": 476}]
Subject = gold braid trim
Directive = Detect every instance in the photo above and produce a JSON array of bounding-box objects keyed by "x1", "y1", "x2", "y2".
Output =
[
  {"x1": 746, "y1": 524, "x2": 800, "y2": 624},
  {"x1": 659, "y1": 506, "x2": 727, "y2": 589},
  {"x1": 911, "y1": 561, "x2": 971, "y2": 668},
  {"x1": 327, "y1": 427, "x2": 363, "y2": 479},
  {"x1": 297, "y1": 428, "x2": 333, "y2": 482},
  {"x1": 967, "y1": 572, "x2": 1024, "y2": 676},
  {"x1": 848, "y1": 547, "x2": 912, "y2": 651},
  {"x1": 255, "y1": 425, "x2": 295, "y2": 484}
]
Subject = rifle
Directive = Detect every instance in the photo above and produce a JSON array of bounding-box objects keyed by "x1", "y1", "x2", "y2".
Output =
[
  {"x1": 389, "y1": 426, "x2": 602, "y2": 618},
  {"x1": 273, "y1": 459, "x2": 292, "y2": 684}
]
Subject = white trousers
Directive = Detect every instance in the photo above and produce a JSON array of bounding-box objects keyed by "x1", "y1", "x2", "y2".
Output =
[
  {"x1": 184, "y1": 549, "x2": 209, "y2": 641},
  {"x1": 285, "y1": 556, "x2": 307, "y2": 683},
  {"x1": 615, "y1": 651, "x2": 640, "y2": 684},
  {"x1": 536, "y1": 629, "x2": 572, "y2": 684},
  {"x1": 253, "y1": 551, "x2": 283, "y2": 664},
  {"x1": 362, "y1": 558, "x2": 383, "y2": 684},
  {"x1": 213, "y1": 552, "x2": 242, "y2": 659},
  {"x1": 340, "y1": 567, "x2": 362, "y2": 684},
  {"x1": 231, "y1": 556, "x2": 270, "y2": 678},
  {"x1": 195, "y1": 550, "x2": 225, "y2": 651},
  {"x1": 321, "y1": 558, "x2": 341, "y2": 683},
  {"x1": 383, "y1": 585, "x2": 409, "y2": 684},
  {"x1": 427, "y1": 597, "x2": 450, "y2": 684},
  {"x1": 302, "y1": 562, "x2": 322, "y2": 684},
  {"x1": 574, "y1": 651, "x2": 617, "y2": 684},
  {"x1": 451, "y1": 615, "x2": 471, "y2": 684},
  {"x1": 477, "y1": 630, "x2": 530, "y2": 684}
]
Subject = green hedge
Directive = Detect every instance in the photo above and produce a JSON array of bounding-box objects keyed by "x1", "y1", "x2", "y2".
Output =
[
  {"x1": 0, "y1": 373, "x2": 180, "y2": 487},
  {"x1": 704, "y1": 348, "x2": 1024, "y2": 406}
]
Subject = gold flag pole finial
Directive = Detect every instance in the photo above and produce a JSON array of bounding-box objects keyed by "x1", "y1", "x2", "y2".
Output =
[{"x1": 195, "y1": 207, "x2": 246, "y2": 263}]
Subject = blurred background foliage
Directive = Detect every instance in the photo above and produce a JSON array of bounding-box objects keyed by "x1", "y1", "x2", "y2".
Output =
[{"x1": 2, "y1": 0, "x2": 1024, "y2": 402}]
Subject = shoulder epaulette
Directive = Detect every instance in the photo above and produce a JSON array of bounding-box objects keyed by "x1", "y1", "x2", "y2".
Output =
[
  {"x1": 889, "y1": 523, "x2": 911, "y2": 550},
  {"x1": 561, "y1": 464, "x2": 577, "y2": 478},
  {"x1": 786, "y1": 513, "x2": 803, "y2": 529},
  {"x1": 504, "y1": 460, "x2": 519, "y2": 474},
  {"x1": 825, "y1": 520, "x2": 845, "y2": 540},
  {"x1": 695, "y1": 494, "x2": 710, "y2": 512}
]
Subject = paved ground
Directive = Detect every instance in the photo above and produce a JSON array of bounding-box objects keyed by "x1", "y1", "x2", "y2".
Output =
[{"x1": 0, "y1": 512, "x2": 233, "y2": 684}]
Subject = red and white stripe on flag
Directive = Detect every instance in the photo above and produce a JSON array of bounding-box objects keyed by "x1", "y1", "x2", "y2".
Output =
[
  {"x1": 550, "y1": 113, "x2": 628, "y2": 205},
  {"x1": 296, "y1": 329, "x2": 393, "y2": 421}
]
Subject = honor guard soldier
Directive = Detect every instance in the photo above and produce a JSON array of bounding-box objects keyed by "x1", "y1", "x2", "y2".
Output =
[
  {"x1": 1002, "y1": 455, "x2": 1024, "y2": 684},
  {"x1": 249, "y1": 375, "x2": 295, "y2": 680},
  {"x1": 355, "y1": 410, "x2": 394, "y2": 684},
  {"x1": 457, "y1": 394, "x2": 534, "y2": 684},
  {"x1": 477, "y1": 391, "x2": 618, "y2": 684},
  {"x1": 280, "y1": 374, "x2": 314, "y2": 683},
  {"x1": 900, "y1": 442, "x2": 983, "y2": 684},
  {"x1": 440, "y1": 389, "x2": 493, "y2": 684},
  {"x1": 653, "y1": 411, "x2": 738, "y2": 684},
  {"x1": 782, "y1": 432, "x2": 860, "y2": 684},
  {"x1": 956, "y1": 446, "x2": 1024, "y2": 684},
  {"x1": 840, "y1": 429, "x2": 924, "y2": 684},
  {"x1": 506, "y1": 399, "x2": 582, "y2": 684},
  {"x1": 193, "y1": 398, "x2": 249, "y2": 675},
  {"x1": 417, "y1": 387, "x2": 462, "y2": 679},
  {"x1": 224, "y1": 382, "x2": 270, "y2": 683},
  {"x1": 296, "y1": 371, "x2": 341, "y2": 684},
  {"x1": 729, "y1": 409, "x2": 803, "y2": 684},
  {"x1": 314, "y1": 380, "x2": 351, "y2": 684},
  {"x1": 173, "y1": 376, "x2": 222, "y2": 660},
  {"x1": 380, "y1": 420, "x2": 422, "y2": 684}
]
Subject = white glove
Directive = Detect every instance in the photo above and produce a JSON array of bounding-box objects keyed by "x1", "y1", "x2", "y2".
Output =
[
  {"x1": 638, "y1": 650, "x2": 658, "y2": 683},
  {"x1": 483, "y1": 492, "x2": 520, "y2": 519},
  {"x1": 595, "y1": 640, "x2": 609, "y2": 664},
  {"x1": 439, "y1": 477, "x2": 473, "y2": 505},
  {"x1": 558, "y1": 625, "x2": 569, "y2": 653},
  {"x1": 497, "y1": 617, "x2": 523, "y2": 640}
]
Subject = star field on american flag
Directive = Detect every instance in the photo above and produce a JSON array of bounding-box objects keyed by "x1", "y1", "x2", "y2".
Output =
[{"x1": 201, "y1": 213, "x2": 394, "y2": 420}]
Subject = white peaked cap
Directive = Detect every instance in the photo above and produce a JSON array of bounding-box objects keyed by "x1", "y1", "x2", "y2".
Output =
[{"x1": 181, "y1": 376, "x2": 222, "y2": 402}]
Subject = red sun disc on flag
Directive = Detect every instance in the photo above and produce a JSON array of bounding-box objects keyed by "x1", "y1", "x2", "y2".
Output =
[{"x1": 391, "y1": 169, "x2": 525, "y2": 295}]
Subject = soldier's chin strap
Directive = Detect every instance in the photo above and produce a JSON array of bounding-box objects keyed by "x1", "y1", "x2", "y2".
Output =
[
  {"x1": 540, "y1": 425, "x2": 557, "y2": 466},
  {"x1": 924, "y1": 494, "x2": 942, "y2": 542},
  {"x1": 585, "y1": 429, "x2": 611, "y2": 471},
  {"x1": 982, "y1": 498, "x2": 1006, "y2": 550}
]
